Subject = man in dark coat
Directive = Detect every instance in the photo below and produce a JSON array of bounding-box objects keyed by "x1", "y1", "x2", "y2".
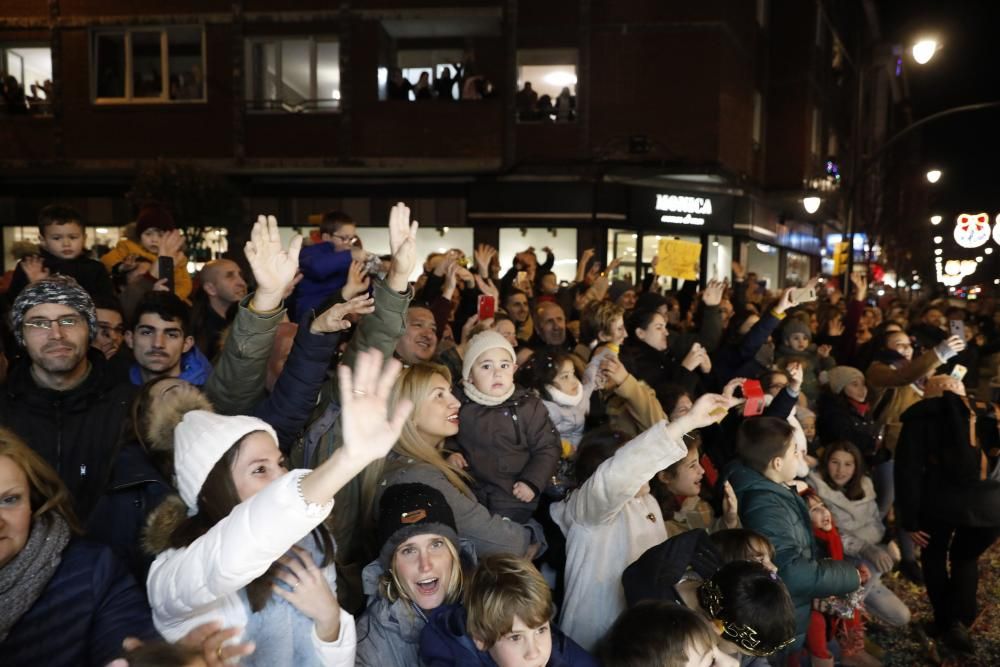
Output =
[
  {"x1": 895, "y1": 376, "x2": 1000, "y2": 653},
  {"x1": 0, "y1": 275, "x2": 135, "y2": 520}
]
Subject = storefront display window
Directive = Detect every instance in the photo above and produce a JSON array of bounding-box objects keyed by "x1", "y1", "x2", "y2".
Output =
[
  {"x1": 607, "y1": 228, "x2": 638, "y2": 283},
  {"x1": 745, "y1": 240, "x2": 780, "y2": 289},
  {"x1": 706, "y1": 235, "x2": 732, "y2": 282}
]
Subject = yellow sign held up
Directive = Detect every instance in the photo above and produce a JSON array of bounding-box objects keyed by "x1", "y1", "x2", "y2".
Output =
[
  {"x1": 655, "y1": 238, "x2": 701, "y2": 280},
  {"x1": 832, "y1": 241, "x2": 850, "y2": 275}
]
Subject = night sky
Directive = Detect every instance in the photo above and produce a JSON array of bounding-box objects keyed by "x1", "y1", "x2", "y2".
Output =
[{"x1": 878, "y1": 0, "x2": 1000, "y2": 283}]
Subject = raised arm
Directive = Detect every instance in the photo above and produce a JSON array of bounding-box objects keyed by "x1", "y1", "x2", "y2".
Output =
[{"x1": 203, "y1": 215, "x2": 301, "y2": 415}]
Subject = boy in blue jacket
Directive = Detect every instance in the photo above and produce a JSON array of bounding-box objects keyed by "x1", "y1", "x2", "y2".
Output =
[
  {"x1": 724, "y1": 417, "x2": 862, "y2": 652},
  {"x1": 420, "y1": 554, "x2": 597, "y2": 667},
  {"x1": 290, "y1": 210, "x2": 363, "y2": 320}
]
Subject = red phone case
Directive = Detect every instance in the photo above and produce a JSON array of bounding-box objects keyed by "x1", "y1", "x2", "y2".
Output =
[
  {"x1": 478, "y1": 295, "x2": 495, "y2": 320},
  {"x1": 742, "y1": 379, "x2": 766, "y2": 417}
]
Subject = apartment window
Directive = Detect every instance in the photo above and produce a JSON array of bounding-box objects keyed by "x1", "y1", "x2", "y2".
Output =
[
  {"x1": 246, "y1": 37, "x2": 340, "y2": 112},
  {"x1": 91, "y1": 26, "x2": 205, "y2": 103},
  {"x1": 377, "y1": 49, "x2": 463, "y2": 101},
  {"x1": 2, "y1": 45, "x2": 52, "y2": 113},
  {"x1": 516, "y1": 49, "x2": 578, "y2": 123}
]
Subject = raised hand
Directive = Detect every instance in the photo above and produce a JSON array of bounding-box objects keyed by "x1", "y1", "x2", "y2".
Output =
[
  {"x1": 19, "y1": 255, "x2": 49, "y2": 283},
  {"x1": 681, "y1": 342, "x2": 705, "y2": 372},
  {"x1": 387, "y1": 202, "x2": 419, "y2": 291},
  {"x1": 246, "y1": 215, "x2": 303, "y2": 312},
  {"x1": 311, "y1": 295, "x2": 375, "y2": 334},
  {"x1": 827, "y1": 316, "x2": 845, "y2": 337},
  {"x1": 341, "y1": 260, "x2": 370, "y2": 300},
  {"x1": 722, "y1": 481, "x2": 739, "y2": 529},
  {"x1": 460, "y1": 314, "x2": 482, "y2": 345},
  {"x1": 337, "y1": 349, "x2": 413, "y2": 467},
  {"x1": 599, "y1": 354, "x2": 629, "y2": 389},
  {"x1": 607, "y1": 256, "x2": 623, "y2": 273},
  {"x1": 775, "y1": 287, "x2": 796, "y2": 314},
  {"x1": 159, "y1": 229, "x2": 185, "y2": 260},
  {"x1": 786, "y1": 361, "x2": 804, "y2": 390},
  {"x1": 272, "y1": 546, "x2": 342, "y2": 642},
  {"x1": 849, "y1": 272, "x2": 868, "y2": 301},
  {"x1": 722, "y1": 377, "x2": 747, "y2": 401},
  {"x1": 817, "y1": 343, "x2": 832, "y2": 359},
  {"x1": 731, "y1": 261, "x2": 745, "y2": 281},
  {"x1": 678, "y1": 392, "x2": 742, "y2": 431},
  {"x1": 702, "y1": 279, "x2": 725, "y2": 306},
  {"x1": 474, "y1": 244, "x2": 497, "y2": 278}
]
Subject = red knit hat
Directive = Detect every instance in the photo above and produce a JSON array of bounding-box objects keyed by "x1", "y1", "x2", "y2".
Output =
[{"x1": 136, "y1": 203, "x2": 177, "y2": 236}]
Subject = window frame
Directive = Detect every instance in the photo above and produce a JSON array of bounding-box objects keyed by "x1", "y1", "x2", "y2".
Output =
[
  {"x1": 244, "y1": 35, "x2": 341, "y2": 113},
  {"x1": 89, "y1": 25, "x2": 207, "y2": 105},
  {"x1": 515, "y1": 48, "x2": 580, "y2": 124},
  {"x1": 1, "y1": 43, "x2": 54, "y2": 112}
]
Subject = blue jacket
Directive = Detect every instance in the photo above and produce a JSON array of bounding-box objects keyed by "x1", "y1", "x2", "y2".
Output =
[
  {"x1": 254, "y1": 313, "x2": 343, "y2": 454},
  {"x1": 2, "y1": 539, "x2": 159, "y2": 667},
  {"x1": 724, "y1": 460, "x2": 860, "y2": 650},
  {"x1": 86, "y1": 442, "x2": 173, "y2": 585},
  {"x1": 129, "y1": 345, "x2": 213, "y2": 386},
  {"x1": 292, "y1": 243, "x2": 353, "y2": 321},
  {"x1": 419, "y1": 604, "x2": 598, "y2": 667}
]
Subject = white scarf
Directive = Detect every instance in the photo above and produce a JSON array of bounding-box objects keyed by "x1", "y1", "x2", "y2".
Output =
[
  {"x1": 463, "y1": 379, "x2": 516, "y2": 407},
  {"x1": 545, "y1": 383, "x2": 584, "y2": 408}
]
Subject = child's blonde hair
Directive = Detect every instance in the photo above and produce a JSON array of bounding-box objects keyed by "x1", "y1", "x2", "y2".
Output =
[
  {"x1": 465, "y1": 554, "x2": 553, "y2": 647},
  {"x1": 581, "y1": 300, "x2": 625, "y2": 345}
]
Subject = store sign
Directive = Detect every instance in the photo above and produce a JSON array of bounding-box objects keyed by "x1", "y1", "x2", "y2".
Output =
[{"x1": 654, "y1": 194, "x2": 714, "y2": 225}]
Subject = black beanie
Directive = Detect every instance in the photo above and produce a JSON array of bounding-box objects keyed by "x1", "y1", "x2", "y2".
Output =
[{"x1": 377, "y1": 483, "x2": 459, "y2": 569}]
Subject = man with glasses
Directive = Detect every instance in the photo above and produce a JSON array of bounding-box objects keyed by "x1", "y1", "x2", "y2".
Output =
[
  {"x1": 0, "y1": 275, "x2": 136, "y2": 520},
  {"x1": 291, "y1": 209, "x2": 366, "y2": 320}
]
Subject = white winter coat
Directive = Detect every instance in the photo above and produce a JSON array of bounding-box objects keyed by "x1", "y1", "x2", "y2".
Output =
[
  {"x1": 147, "y1": 470, "x2": 356, "y2": 666},
  {"x1": 550, "y1": 418, "x2": 688, "y2": 651}
]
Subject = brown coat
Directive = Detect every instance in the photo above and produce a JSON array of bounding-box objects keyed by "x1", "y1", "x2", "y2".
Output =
[{"x1": 866, "y1": 348, "x2": 944, "y2": 452}]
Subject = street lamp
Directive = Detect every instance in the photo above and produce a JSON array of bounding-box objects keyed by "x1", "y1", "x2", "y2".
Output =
[
  {"x1": 926, "y1": 169, "x2": 942, "y2": 183},
  {"x1": 911, "y1": 39, "x2": 939, "y2": 65},
  {"x1": 802, "y1": 196, "x2": 821, "y2": 214},
  {"x1": 930, "y1": 215, "x2": 942, "y2": 225},
  {"x1": 933, "y1": 236, "x2": 942, "y2": 243}
]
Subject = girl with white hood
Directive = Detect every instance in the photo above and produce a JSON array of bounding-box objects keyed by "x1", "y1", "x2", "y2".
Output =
[{"x1": 145, "y1": 350, "x2": 413, "y2": 666}]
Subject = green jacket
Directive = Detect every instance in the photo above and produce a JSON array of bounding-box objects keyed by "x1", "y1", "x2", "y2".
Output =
[
  {"x1": 724, "y1": 461, "x2": 860, "y2": 650},
  {"x1": 203, "y1": 294, "x2": 284, "y2": 416},
  {"x1": 290, "y1": 277, "x2": 412, "y2": 613}
]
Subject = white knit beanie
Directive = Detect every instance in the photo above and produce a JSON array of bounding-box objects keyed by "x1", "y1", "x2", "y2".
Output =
[
  {"x1": 174, "y1": 410, "x2": 279, "y2": 513},
  {"x1": 461, "y1": 330, "x2": 516, "y2": 382}
]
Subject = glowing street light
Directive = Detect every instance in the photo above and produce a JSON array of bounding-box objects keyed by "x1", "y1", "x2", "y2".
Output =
[
  {"x1": 987, "y1": 247, "x2": 995, "y2": 255},
  {"x1": 926, "y1": 169, "x2": 942, "y2": 183},
  {"x1": 930, "y1": 215, "x2": 942, "y2": 225},
  {"x1": 912, "y1": 39, "x2": 939, "y2": 65},
  {"x1": 934, "y1": 248, "x2": 943, "y2": 255},
  {"x1": 933, "y1": 236, "x2": 943, "y2": 244},
  {"x1": 802, "y1": 196, "x2": 822, "y2": 214}
]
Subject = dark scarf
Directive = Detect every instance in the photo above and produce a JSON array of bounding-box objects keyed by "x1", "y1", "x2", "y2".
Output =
[{"x1": 0, "y1": 514, "x2": 71, "y2": 641}]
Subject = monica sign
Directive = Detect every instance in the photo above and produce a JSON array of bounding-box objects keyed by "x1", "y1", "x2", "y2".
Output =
[{"x1": 655, "y1": 194, "x2": 714, "y2": 226}]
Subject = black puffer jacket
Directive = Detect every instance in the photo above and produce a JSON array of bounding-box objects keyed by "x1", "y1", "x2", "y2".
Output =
[
  {"x1": 817, "y1": 391, "x2": 887, "y2": 466},
  {"x1": 0, "y1": 350, "x2": 136, "y2": 520}
]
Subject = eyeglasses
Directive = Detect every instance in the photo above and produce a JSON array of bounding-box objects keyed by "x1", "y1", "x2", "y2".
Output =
[
  {"x1": 331, "y1": 233, "x2": 358, "y2": 245},
  {"x1": 23, "y1": 315, "x2": 84, "y2": 331}
]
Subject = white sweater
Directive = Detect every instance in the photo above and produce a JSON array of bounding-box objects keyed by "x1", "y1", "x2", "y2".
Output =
[
  {"x1": 550, "y1": 419, "x2": 688, "y2": 651},
  {"x1": 147, "y1": 469, "x2": 356, "y2": 666}
]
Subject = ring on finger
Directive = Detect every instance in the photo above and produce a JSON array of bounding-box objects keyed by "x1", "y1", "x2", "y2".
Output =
[
  {"x1": 217, "y1": 644, "x2": 224, "y2": 660},
  {"x1": 352, "y1": 389, "x2": 367, "y2": 396}
]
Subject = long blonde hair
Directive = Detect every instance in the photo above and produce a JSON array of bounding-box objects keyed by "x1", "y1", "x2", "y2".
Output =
[
  {"x1": 380, "y1": 536, "x2": 464, "y2": 605},
  {"x1": 385, "y1": 362, "x2": 473, "y2": 498}
]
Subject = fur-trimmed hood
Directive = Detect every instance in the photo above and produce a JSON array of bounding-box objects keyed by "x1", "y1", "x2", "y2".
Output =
[
  {"x1": 143, "y1": 493, "x2": 188, "y2": 556},
  {"x1": 144, "y1": 385, "x2": 214, "y2": 454}
]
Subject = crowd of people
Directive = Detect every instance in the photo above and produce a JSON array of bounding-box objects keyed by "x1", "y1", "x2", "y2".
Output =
[{"x1": 0, "y1": 199, "x2": 999, "y2": 667}]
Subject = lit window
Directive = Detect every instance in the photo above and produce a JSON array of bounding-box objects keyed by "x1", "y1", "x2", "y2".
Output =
[
  {"x1": 2, "y1": 46, "x2": 53, "y2": 113},
  {"x1": 516, "y1": 49, "x2": 579, "y2": 123},
  {"x1": 91, "y1": 27, "x2": 206, "y2": 103},
  {"x1": 246, "y1": 37, "x2": 340, "y2": 112},
  {"x1": 377, "y1": 49, "x2": 464, "y2": 101}
]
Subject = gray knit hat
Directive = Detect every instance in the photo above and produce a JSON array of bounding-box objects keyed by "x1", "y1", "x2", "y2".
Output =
[
  {"x1": 782, "y1": 318, "x2": 812, "y2": 345},
  {"x1": 827, "y1": 366, "x2": 865, "y2": 395},
  {"x1": 10, "y1": 275, "x2": 98, "y2": 347}
]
